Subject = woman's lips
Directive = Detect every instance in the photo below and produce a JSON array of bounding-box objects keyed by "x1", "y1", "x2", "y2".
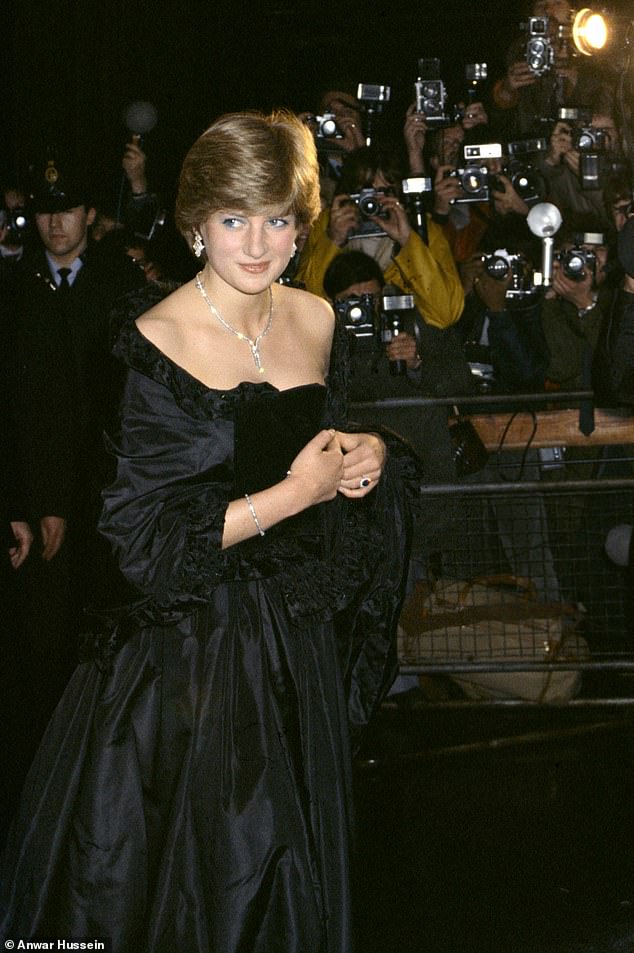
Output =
[{"x1": 239, "y1": 262, "x2": 270, "y2": 274}]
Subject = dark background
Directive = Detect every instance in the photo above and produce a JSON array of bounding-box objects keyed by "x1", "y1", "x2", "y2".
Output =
[{"x1": 2, "y1": 0, "x2": 528, "y2": 200}]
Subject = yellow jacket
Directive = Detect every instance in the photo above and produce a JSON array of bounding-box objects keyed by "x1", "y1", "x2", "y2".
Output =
[{"x1": 295, "y1": 208, "x2": 464, "y2": 329}]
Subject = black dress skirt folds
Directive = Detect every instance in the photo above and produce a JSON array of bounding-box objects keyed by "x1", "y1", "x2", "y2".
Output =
[{"x1": 0, "y1": 288, "x2": 413, "y2": 953}]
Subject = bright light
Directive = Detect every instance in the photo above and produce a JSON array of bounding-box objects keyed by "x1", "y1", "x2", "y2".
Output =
[
  {"x1": 527, "y1": 203, "x2": 562, "y2": 239},
  {"x1": 572, "y1": 8, "x2": 609, "y2": 55}
]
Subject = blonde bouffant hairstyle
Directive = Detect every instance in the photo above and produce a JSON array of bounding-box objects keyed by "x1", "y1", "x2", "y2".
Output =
[{"x1": 175, "y1": 109, "x2": 321, "y2": 241}]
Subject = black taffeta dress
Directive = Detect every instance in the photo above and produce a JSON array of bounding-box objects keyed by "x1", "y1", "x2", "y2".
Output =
[{"x1": 0, "y1": 289, "x2": 411, "y2": 953}]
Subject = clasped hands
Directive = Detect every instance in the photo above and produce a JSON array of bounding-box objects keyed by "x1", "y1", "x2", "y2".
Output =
[{"x1": 289, "y1": 429, "x2": 386, "y2": 505}]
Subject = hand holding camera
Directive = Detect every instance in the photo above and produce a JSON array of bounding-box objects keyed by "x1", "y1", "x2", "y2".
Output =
[
  {"x1": 122, "y1": 136, "x2": 148, "y2": 195},
  {"x1": 328, "y1": 194, "x2": 362, "y2": 247},
  {"x1": 503, "y1": 60, "x2": 539, "y2": 94},
  {"x1": 551, "y1": 257, "x2": 596, "y2": 311},
  {"x1": 545, "y1": 121, "x2": 573, "y2": 166},
  {"x1": 490, "y1": 173, "x2": 530, "y2": 217},
  {"x1": 403, "y1": 103, "x2": 428, "y2": 167},
  {"x1": 375, "y1": 192, "x2": 412, "y2": 246},
  {"x1": 433, "y1": 164, "x2": 463, "y2": 215},
  {"x1": 385, "y1": 329, "x2": 419, "y2": 371}
]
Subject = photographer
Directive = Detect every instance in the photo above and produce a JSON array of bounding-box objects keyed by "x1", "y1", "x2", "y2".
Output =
[
  {"x1": 295, "y1": 143, "x2": 464, "y2": 329},
  {"x1": 604, "y1": 174, "x2": 634, "y2": 236},
  {"x1": 535, "y1": 110, "x2": 620, "y2": 230},
  {"x1": 593, "y1": 218, "x2": 634, "y2": 406},
  {"x1": 431, "y1": 126, "x2": 547, "y2": 265},
  {"x1": 459, "y1": 242, "x2": 549, "y2": 394},
  {"x1": 541, "y1": 226, "x2": 611, "y2": 391},
  {"x1": 323, "y1": 249, "x2": 475, "y2": 591},
  {"x1": 489, "y1": 0, "x2": 613, "y2": 141},
  {"x1": 299, "y1": 82, "x2": 365, "y2": 207},
  {"x1": 0, "y1": 185, "x2": 31, "y2": 280}
]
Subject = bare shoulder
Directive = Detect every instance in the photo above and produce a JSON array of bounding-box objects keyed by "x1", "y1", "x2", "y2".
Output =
[
  {"x1": 277, "y1": 284, "x2": 334, "y2": 336},
  {"x1": 136, "y1": 282, "x2": 193, "y2": 348}
]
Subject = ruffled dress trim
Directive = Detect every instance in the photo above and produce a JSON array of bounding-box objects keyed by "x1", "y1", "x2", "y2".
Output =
[{"x1": 84, "y1": 288, "x2": 410, "y2": 672}]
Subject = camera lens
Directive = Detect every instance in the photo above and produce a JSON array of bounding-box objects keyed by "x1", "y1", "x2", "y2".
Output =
[
  {"x1": 484, "y1": 255, "x2": 510, "y2": 280},
  {"x1": 576, "y1": 131, "x2": 593, "y2": 151},
  {"x1": 461, "y1": 169, "x2": 486, "y2": 194},
  {"x1": 562, "y1": 251, "x2": 586, "y2": 280},
  {"x1": 358, "y1": 194, "x2": 381, "y2": 217},
  {"x1": 319, "y1": 117, "x2": 337, "y2": 137}
]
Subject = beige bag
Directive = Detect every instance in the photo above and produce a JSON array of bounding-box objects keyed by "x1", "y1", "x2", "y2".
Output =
[{"x1": 398, "y1": 575, "x2": 588, "y2": 703}]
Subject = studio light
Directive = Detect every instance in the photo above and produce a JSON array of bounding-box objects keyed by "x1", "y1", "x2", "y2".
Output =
[{"x1": 572, "y1": 8, "x2": 609, "y2": 55}]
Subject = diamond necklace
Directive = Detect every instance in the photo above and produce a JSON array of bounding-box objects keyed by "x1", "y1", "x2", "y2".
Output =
[{"x1": 195, "y1": 272, "x2": 273, "y2": 374}]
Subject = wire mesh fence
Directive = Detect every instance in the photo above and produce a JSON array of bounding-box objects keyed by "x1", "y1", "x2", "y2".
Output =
[{"x1": 395, "y1": 451, "x2": 634, "y2": 702}]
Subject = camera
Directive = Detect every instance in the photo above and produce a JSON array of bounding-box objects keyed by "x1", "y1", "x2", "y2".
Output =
[
  {"x1": 334, "y1": 293, "x2": 376, "y2": 339},
  {"x1": 481, "y1": 248, "x2": 537, "y2": 298},
  {"x1": 507, "y1": 137, "x2": 548, "y2": 158},
  {"x1": 558, "y1": 107, "x2": 593, "y2": 124},
  {"x1": 349, "y1": 188, "x2": 389, "y2": 220},
  {"x1": 465, "y1": 63, "x2": 488, "y2": 102},
  {"x1": 308, "y1": 113, "x2": 342, "y2": 139},
  {"x1": 463, "y1": 143, "x2": 503, "y2": 162},
  {"x1": 570, "y1": 127, "x2": 613, "y2": 191},
  {"x1": 335, "y1": 291, "x2": 414, "y2": 376},
  {"x1": 345, "y1": 188, "x2": 390, "y2": 239},
  {"x1": 380, "y1": 293, "x2": 415, "y2": 376},
  {"x1": 446, "y1": 165, "x2": 490, "y2": 204},
  {"x1": 357, "y1": 83, "x2": 391, "y2": 105},
  {"x1": 402, "y1": 176, "x2": 433, "y2": 243},
  {"x1": 356, "y1": 83, "x2": 391, "y2": 145},
  {"x1": 500, "y1": 158, "x2": 546, "y2": 204},
  {"x1": 414, "y1": 57, "x2": 449, "y2": 126},
  {"x1": 415, "y1": 80, "x2": 447, "y2": 125},
  {"x1": 0, "y1": 206, "x2": 29, "y2": 244},
  {"x1": 572, "y1": 126, "x2": 609, "y2": 152},
  {"x1": 555, "y1": 243, "x2": 599, "y2": 282},
  {"x1": 522, "y1": 16, "x2": 555, "y2": 76},
  {"x1": 538, "y1": 446, "x2": 566, "y2": 470}
]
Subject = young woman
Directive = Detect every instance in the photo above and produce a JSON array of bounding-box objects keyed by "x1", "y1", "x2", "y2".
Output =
[{"x1": 0, "y1": 110, "x2": 412, "y2": 953}]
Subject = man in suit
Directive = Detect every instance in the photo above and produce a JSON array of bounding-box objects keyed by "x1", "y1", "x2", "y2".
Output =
[{"x1": 5, "y1": 153, "x2": 144, "y2": 751}]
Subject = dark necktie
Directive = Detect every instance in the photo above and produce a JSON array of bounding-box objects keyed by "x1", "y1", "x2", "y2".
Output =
[
  {"x1": 57, "y1": 267, "x2": 72, "y2": 293},
  {"x1": 579, "y1": 342, "x2": 596, "y2": 436}
]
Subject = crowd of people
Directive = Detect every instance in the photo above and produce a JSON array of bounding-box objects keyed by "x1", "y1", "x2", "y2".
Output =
[{"x1": 1, "y1": 0, "x2": 634, "y2": 950}]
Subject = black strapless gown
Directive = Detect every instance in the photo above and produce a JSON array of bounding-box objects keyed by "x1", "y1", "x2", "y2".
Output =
[{"x1": 0, "y1": 294, "x2": 411, "y2": 953}]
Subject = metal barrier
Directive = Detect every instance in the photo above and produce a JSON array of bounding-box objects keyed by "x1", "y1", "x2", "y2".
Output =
[{"x1": 352, "y1": 393, "x2": 634, "y2": 706}]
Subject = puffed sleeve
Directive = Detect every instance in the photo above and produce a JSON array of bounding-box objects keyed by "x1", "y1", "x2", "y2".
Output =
[{"x1": 99, "y1": 367, "x2": 233, "y2": 604}]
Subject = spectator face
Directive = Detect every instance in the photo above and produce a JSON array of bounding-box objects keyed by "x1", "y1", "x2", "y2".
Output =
[
  {"x1": 35, "y1": 205, "x2": 96, "y2": 264},
  {"x1": 334, "y1": 278, "x2": 382, "y2": 302},
  {"x1": 126, "y1": 243, "x2": 163, "y2": 282},
  {"x1": 611, "y1": 198, "x2": 634, "y2": 232},
  {"x1": 532, "y1": 0, "x2": 571, "y2": 27},
  {"x1": 436, "y1": 125, "x2": 464, "y2": 168},
  {"x1": 371, "y1": 170, "x2": 396, "y2": 192},
  {"x1": 591, "y1": 114, "x2": 619, "y2": 154}
]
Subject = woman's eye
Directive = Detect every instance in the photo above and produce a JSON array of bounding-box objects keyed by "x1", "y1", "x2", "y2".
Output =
[
  {"x1": 267, "y1": 218, "x2": 289, "y2": 228},
  {"x1": 223, "y1": 217, "x2": 244, "y2": 228}
]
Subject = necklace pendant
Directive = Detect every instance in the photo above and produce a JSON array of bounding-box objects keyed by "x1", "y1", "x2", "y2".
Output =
[{"x1": 195, "y1": 272, "x2": 273, "y2": 374}]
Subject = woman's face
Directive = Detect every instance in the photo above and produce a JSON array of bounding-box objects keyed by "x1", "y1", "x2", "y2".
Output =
[{"x1": 200, "y1": 209, "x2": 298, "y2": 294}]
